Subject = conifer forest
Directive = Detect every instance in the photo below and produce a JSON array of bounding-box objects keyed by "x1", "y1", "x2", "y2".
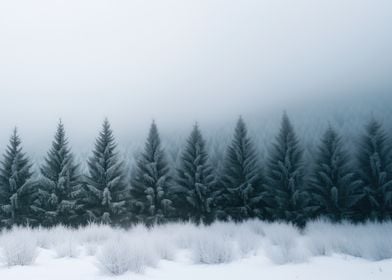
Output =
[{"x1": 1, "y1": 111, "x2": 391, "y2": 229}]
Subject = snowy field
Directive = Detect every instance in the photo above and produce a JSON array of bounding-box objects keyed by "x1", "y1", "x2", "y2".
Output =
[{"x1": 0, "y1": 221, "x2": 391, "y2": 280}]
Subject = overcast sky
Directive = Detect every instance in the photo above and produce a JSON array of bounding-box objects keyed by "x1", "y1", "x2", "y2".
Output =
[{"x1": 0, "y1": 0, "x2": 391, "y2": 154}]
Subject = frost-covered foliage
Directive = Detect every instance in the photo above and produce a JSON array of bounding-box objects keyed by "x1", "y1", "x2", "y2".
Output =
[
  {"x1": 309, "y1": 127, "x2": 363, "y2": 221},
  {"x1": 0, "y1": 129, "x2": 36, "y2": 227},
  {"x1": 0, "y1": 221, "x2": 392, "y2": 270},
  {"x1": 0, "y1": 227, "x2": 37, "y2": 266},
  {"x1": 54, "y1": 229, "x2": 80, "y2": 258},
  {"x1": 0, "y1": 112, "x2": 391, "y2": 227},
  {"x1": 262, "y1": 222, "x2": 309, "y2": 264},
  {"x1": 130, "y1": 121, "x2": 174, "y2": 226},
  {"x1": 355, "y1": 119, "x2": 392, "y2": 221},
  {"x1": 305, "y1": 220, "x2": 392, "y2": 261},
  {"x1": 81, "y1": 119, "x2": 129, "y2": 225},
  {"x1": 97, "y1": 235, "x2": 158, "y2": 275},
  {"x1": 192, "y1": 230, "x2": 236, "y2": 264},
  {"x1": 218, "y1": 117, "x2": 264, "y2": 221},
  {"x1": 174, "y1": 124, "x2": 216, "y2": 224},
  {"x1": 35, "y1": 121, "x2": 83, "y2": 227},
  {"x1": 264, "y1": 113, "x2": 311, "y2": 226}
]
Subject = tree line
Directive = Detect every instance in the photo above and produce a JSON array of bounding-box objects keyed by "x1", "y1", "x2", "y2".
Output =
[{"x1": 0, "y1": 113, "x2": 391, "y2": 228}]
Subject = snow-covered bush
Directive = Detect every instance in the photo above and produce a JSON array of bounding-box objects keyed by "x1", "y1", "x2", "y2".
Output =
[
  {"x1": 34, "y1": 225, "x2": 76, "y2": 250},
  {"x1": 244, "y1": 219, "x2": 266, "y2": 236},
  {"x1": 97, "y1": 238, "x2": 133, "y2": 275},
  {"x1": 171, "y1": 222, "x2": 201, "y2": 249},
  {"x1": 305, "y1": 220, "x2": 392, "y2": 261},
  {"x1": 79, "y1": 223, "x2": 115, "y2": 244},
  {"x1": 233, "y1": 220, "x2": 267, "y2": 256},
  {"x1": 34, "y1": 226, "x2": 52, "y2": 249},
  {"x1": 192, "y1": 231, "x2": 237, "y2": 264},
  {"x1": 0, "y1": 227, "x2": 38, "y2": 267},
  {"x1": 148, "y1": 226, "x2": 176, "y2": 260},
  {"x1": 263, "y1": 222, "x2": 309, "y2": 264},
  {"x1": 97, "y1": 235, "x2": 159, "y2": 275},
  {"x1": 55, "y1": 235, "x2": 80, "y2": 258},
  {"x1": 1, "y1": 219, "x2": 392, "y2": 271}
]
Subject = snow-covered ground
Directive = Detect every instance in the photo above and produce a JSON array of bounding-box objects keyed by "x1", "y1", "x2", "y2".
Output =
[{"x1": 0, "y1": 220, "x2": 391, "y2": 280}]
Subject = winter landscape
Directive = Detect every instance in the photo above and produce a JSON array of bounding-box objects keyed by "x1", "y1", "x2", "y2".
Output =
[{"x1": 1, "y1": 0, "x2": 392, "y2": 279}]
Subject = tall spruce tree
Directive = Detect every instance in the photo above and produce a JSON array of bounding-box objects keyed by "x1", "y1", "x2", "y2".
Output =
[
  {"x1": 0, "y1": 129, "x2": 36, "y2": 227},
  {"x1": 217, "y1": 117, "x2": 264, "y2": 222},
  {"x1": 309, "y1": 126, "x2": 363, "y2": 221},
  {"x1": 36, "y1": 121, "x2": 82, "y2": 226},
  {"x1": 356, "y1": 119, "x2": 392, "y2": 221},
  {"x1": 130, "y1": 121, "x2": 173, "y2": 226},
  {"x1": 175, "y1": 124, "x2": 216, "y2": 224},
  {"x1": 82, "y1": 119, "x2": 129, "y2": 225},
  {"x1": 264, "y1": 113, "x2": 310, "y2": 226}
]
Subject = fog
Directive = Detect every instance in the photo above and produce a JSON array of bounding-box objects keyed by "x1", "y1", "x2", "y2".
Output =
[{"x1": 0, "y1": 0, "x2": 391, "y2": 156}]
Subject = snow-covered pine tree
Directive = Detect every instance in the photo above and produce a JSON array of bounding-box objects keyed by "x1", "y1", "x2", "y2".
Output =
[
  {"x1": 36, "y1": 120, "x2": 82, "y2": 226},
  {"x1": 174, "y1": 124, "x2": 216, "y2": 224},
  {"x1": 217, "y1": 117, "x2": 264, "y2": 222},
  {"x1": 0, "y1": 128, "x2": 36, "y2": 227},
  {"x1": 309, "y1": 126, "x2": 363, "y2": 221},
  {"x1": 130, "y1": 121, "x2": 174, "y2": 226},
  {"x1": 264, "y1": 113, "x2": 310, "y2": 226},
  {"x1": 82, "y1": 119, "x2": 129, "y2": 226},
  {"x1": 356, "y1": 119, "x2": 392, "y2": 221}
]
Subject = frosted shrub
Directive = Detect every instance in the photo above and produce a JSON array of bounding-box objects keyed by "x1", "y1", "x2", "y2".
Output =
[
  {"x1": 263, "y1": 222, "x2": 301, "y2": 248},
  {"x1": 234, "y1": 225, "x2": 262, "y2": 256},
  {"x1": 150, "y1": 233, "x2": 176, "y2": 260},
  {"x1": 0, "y1": 227, "x2": 38, "y2": 266},
  {"x1": 55, "y1": 235, "x2": 80, "y2": 258},
  {"x1": 35, "y1": 225, "x2": 76, "y2": 250},
  {"x1": 79, "y1": 223, "x2": 114, "y2": 244},
  {"x1": 362, "y1": 223, "x2": 392, "y2": 260},
  {"x1": 34, "y1": 226, "x2": 53, "y2": 249},
  {"x1": 209, "y1": 222, "x2": 239, "y2": 239},
  {"x1": 171, "y1": 222, "x2": 201, "y2": 249},
  {"x1": 98, "y1": 239, "x2": 133, "y2": 275},
  {"x1": 192, "y1": 231, "x2": 237, "y2": 264},
  {"x1": 97, "y1": 235, "x2": 159, "y2": 275},
  {"x1": 306, "y1": 220, "x2": 392, "y2": 260},
  {"x1": 244, "y1": 219, "x2": 266, "y2": 236},
  {"x1": 263, "y1": 222, "x2": 308, "y2": 264}
]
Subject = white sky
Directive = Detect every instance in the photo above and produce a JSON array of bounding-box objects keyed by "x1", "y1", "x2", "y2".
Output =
[{"x1": 0, "y1": 0, "x2": 391, "y2": 154}]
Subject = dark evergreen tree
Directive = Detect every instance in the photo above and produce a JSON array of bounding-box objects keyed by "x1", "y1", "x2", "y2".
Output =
[
  {"x1": 356, "y1": 119, "x2": 392, "y2": 221},
  {"x1": 35, "y1": 121, "x2": 83, "y2": 226},
  {"x1": 309, "y1": 126, "x2": 363, "y2": 221},
  {"x1": 130, "y1": 121, "x2": 173, "y2": 226},
  {"x1": 82, "y1": 119, "x2": 129, "y2": 225},
  {"x1": 264, "y1": 113, "x2": 310, "y2": 226},
  {"x1": 217, "y1": 117, "x2": 264, "y2": 222},
  {"x1": 0, "y1": 129, "x2": 36, "y2": 227},
  {"x1": 174, "y1": 124, "x2": 216, "y2": 224}
]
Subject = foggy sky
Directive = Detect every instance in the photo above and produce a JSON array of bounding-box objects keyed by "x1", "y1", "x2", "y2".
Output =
[{"x1": 0, "y1": 0, "x2": 391, "y2": 155}]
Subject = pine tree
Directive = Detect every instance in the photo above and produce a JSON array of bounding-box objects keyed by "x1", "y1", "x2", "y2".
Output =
[
  {"x1": 217, "y1": 117, "x2": 264, "y2": 222},
  {"x1": 309, "y1": 126, "x2": 363, "y2": 221},
  {"x1": 130, "y1": 121, "x2": 174, "y2": 226},
  {"x1": 36, "y1": 121, "x2": 82, "y2": 226},
  {"x1": 82, "y1": 119, "x2": 129, "y2": 225},
  {"x1": 356, "y1": 119, "x2": 392, "y2": 221},
  {"x1": 264, "y1": 113, "x2": 310, "y2": 226},
  {"x1": 174, "y1": 124, "x2": 216, "y2": 224},
  {"x1": 0, "y1": 129, "x2": 36, "y2": 227}
]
